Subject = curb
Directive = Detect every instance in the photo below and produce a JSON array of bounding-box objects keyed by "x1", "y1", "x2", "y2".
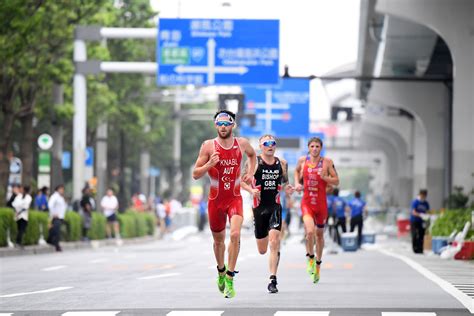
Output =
[{"x1": 0, "y1": 235, "x2": 159, "y2": 258}]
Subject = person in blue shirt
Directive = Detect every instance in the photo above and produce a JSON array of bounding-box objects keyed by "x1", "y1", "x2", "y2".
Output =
[
  {"x1": 410, "y1": 189, "x2": 430, "y2": 254},
  {"x1": 332, "y1": 188, "x2": 347, "y2": 245},
  {"x1": 34, "y1": 186, "x2": 49, "y2": 212},
  {"x1": 348, "y1": 191, "x2": 367, "y2": 248}
]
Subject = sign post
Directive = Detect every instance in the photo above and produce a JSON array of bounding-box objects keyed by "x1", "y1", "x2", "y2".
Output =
[{"x1": 37, "y1": 133, "x2": 53, "y2": 189}]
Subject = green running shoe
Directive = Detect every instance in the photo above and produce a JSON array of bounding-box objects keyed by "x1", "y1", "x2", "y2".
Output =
[
  {"x1": 216, "y1": 265, "x2": 226, "y2": 293},
  {"x1": 313, "y1": 267, "x2": 320, "y2": 284},
  {"x1": 224, "y1": 276, "x2": 236, "y2": 298},
  {"x1": 306, "y1": 257, "x2": 315, "y2": 275}
]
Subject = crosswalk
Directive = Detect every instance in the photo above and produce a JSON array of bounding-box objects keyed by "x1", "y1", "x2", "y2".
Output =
[{"x1": 0, "y1": 310, "x2": 468, "y2": 316}]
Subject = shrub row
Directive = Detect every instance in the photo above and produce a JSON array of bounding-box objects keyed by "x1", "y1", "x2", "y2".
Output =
[
  {"x1": 431, "y1": 208, "x2": 473, "y2": 239},
  {"x1": 0, "y1": 208, "x2": 155, "y2": 247}
]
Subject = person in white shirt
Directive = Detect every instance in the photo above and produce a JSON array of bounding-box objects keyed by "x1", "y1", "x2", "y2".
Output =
[
  {"x1": 12, "y1": 185, "x2": 32, "y2": 248},
  {"x1": 47, "y1": 184, "x2": 67, "y2": 251},
  {"x1": 101, "y1": 188, "x2": 120, "y2": 239}
]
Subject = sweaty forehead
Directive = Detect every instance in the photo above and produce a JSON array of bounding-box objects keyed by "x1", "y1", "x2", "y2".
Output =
[
  {"x1": 261, "y1": 136, "x2": 275, "y2": 142},
  {"x1": 309, "y1": 141, "x2": 321, "y2": 147}
]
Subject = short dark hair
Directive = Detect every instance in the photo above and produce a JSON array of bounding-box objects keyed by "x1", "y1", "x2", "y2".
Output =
[
  {"x1": 333, "y1": 188, "x2": 339, "y2": 196},
  {"x1": 419, "y1": 189, "x2": 428, "y2": 196},
  {"x1": 55, "y1": 184, "x2": 64, "y2": 191},
  {"x1": 355, "y1": 191, "x2": 361, "y2": 198},
  {"x1": 41, "y1": 186, "x2": 48, "y2": 194},
  {"x1": 307, "y1": 137, "x2": 323, "y2": 147},
  {"x1": 214, "y1": 110, "x2": 236, "y2": 121},
  {"x1": 23, "y1": 185, "x2": 30, "y2": 194}
]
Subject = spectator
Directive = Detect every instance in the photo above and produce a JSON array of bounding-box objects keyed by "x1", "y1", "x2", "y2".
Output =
[
  {"x1": 34, "y1": 186, "x2": 49, "y2": 212},
  {"x1": 101, "y1": 188, "x2": 120, "y2": 239},
  {"x1": 12, "y1": 185, "x2": 32, "y2": 248},
  {"x1": 47, "y1": 185, "x2": 67, "y2": 252},
  {"x1": 6, "y1": 184, "x2": 20, "y2": 209},
  {"x1": 348, "y1": 191, "x2": 367, "y2": 248},
  {"x1": 410, "y1": 189, "x2": 430, "y2": 254},
  {"x1": 80, "y1": 186, "x2": 94, "y2": 240},
  {"x1": 332, "y1": 188, "x2": 347, "y2": 245},
  {"x1": 198, "y1": 197, "x2": 207, "y2": 232},
  {"x1": 155, "y1": 197, "x2": 167, "y2": 237}
]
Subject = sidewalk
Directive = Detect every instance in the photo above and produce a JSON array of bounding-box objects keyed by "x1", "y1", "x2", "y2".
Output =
[{"x1": 369, "y1": 234, "x2": 474, "y2": 312}]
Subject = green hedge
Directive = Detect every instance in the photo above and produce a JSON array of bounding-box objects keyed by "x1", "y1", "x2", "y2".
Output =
[
  {"x1": 0, "y1": 208, "x2": 16, "y2": 247},
  {"x1": 118, "y1": 211, "x2": 155, "y2": 238},
  {"x1": 22, "y1": 211, "x2": 49, "y2": 246},
  {"x1": 65, "y1": 211, "x2": 82, "y2": 241},
  {"x1": 88, "y1": 212, "x2": 107, "y2": 240},
  {"x1": 0, "y1": 208, "x2": 156, "y2": 247},
  {"x1": 431, "y1": 209, "x2": 473, "y2": 239}
]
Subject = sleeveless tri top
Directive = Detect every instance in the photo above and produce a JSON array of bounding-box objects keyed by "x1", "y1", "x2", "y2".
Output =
[
  {"x1": 252, "y1": 156, "x2": 283, "y2": 208},
  {"x1": 208, "y1": 138, "x2": 242, "y2": 200},
  {"x1": 302, "y1": 156, "x2": 327, "y2": 206}
]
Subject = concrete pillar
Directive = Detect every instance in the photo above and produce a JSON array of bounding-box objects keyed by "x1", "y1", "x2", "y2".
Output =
[
  {"x1": 361, "y1": 123, "x2": 412, "y2": 207},
  {"x1": 376, "y1": 0, "x2": 474, "y2": 202},
  {"x1": 96, "y1": 121, "x2": 107, "y2": 208},
  {"x1": 368, "y1": 81, "x2": 449, "y2": 209}
]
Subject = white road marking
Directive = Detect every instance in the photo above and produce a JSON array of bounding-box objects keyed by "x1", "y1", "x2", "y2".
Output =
[
  {"x1": 167, "y1": 312, "x2": 223, "y2": 316},
  {"x1": 42, "y1": 265, "x2": 67, "y2": 271},
  {"x1": 137, "y1": 272, "x2": 181, "y2": 280},
  {"x1": 0, "y1": 313, "x2": 13, "y2": 316},
  {"x1": 63, "y1": 312, "x2": 120, "y2": 316},
  {"x1": 89, "y1": 258, "x2": 108, "y2": 263},
  {"x1": 274, "y1": 312, "x2": 330, "y2": 316},
  {"x1": 0, "y1": 287, "x2": 73, "y2": 298},
  {"x1": 379, "y1": 248, "x2": 474, "y2": 313},
  {"x1": 381, "y1": 313, "x2": 436, "y2": 316}
]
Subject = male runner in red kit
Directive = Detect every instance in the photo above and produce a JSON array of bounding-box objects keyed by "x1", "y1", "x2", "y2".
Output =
[
  {"x1": 294, "y1": 137, "x2": 339, "y2": 283},
  {"x1": 192, "y1": 110, "x2": 256, "y2": 298}
]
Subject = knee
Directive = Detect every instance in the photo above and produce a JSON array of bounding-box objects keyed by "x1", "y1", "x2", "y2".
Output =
[
  {"x1": 306, "y1": 230, "x2": 315, "y2": 240},
  {"x1": 230, "y1": 230, "x2": 240, "y2": 243},
  {"x1": 258, "y1": 248, "x2": 267, "y2": 255},
  {"x1": 214, "y1": 239, "x2": 225, "y2": 247},
  {"x1": 315, "y1": 229, "x2": 324, "y2": 239}
]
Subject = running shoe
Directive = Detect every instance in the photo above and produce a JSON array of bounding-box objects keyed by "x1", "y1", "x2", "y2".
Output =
[
  {"x1": 306, "y1": 257, "x2": 315, "y2": 275},
  {"x1": 312, "y1": 265, "x2": 320, "y2": 284},
  {"x1": 267, "y1": 279, "x2": 278, "y2": 293},
  {"x1": 224, "y1": 276, "x2": 236, "y2": 298},
  {"x1": 216, "y1": 265, "x2": 226, "y2": 293}
]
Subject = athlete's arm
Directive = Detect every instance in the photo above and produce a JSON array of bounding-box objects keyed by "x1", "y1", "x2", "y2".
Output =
[
  {"x1": 239, "y1": 138, "x2": 256, "y2": 184},
  {"x1": 294, "y1": 156, "x2": 305, "y2": 193},
  {"x1": 192, "y1": 140, "x2": 219, "y2": 180},
  {"x1": 280, "y1": 159, "x2": 294, "y2": 193},
  {"x1": 321, "y1": 158, "x2": 339, "y2": 186}
]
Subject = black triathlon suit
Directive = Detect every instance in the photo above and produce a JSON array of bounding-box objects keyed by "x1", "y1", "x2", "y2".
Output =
[{"x1": 252, "y1": 156, "x2": 283, "y2": 239}]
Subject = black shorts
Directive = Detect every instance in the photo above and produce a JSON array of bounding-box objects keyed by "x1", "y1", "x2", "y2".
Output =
[
  {"x1": 252, "y1": 204, "x2": 282, "y2": 239},
  {"x1": 106, "y1": 213, "x2": 117, "y2": 223}
]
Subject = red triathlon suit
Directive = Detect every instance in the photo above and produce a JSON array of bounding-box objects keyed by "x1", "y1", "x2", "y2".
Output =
[
  {"x1": 301, "y1": 155, "x2": 327, "y2": 228},
  {"x1": 207, "y1": 137, "x2": 243, "y2": 232}
]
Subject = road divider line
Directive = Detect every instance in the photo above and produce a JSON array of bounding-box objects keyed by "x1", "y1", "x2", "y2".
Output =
[
  {"x1": 42, "y1": 265, "x2": 67, "y2": 271},
  {"x1": 89, "y1": 258, "x2": 108, "y2": 263},
  {"x1": 138, "y1": 272, "x2": 181, "y2": 280},
  {"x1": 379, "y1": 248, "x2": 474, "y2": 314},
  {"x1": 167, "y1": 312, "x2": 223, "y2": 316},
  {"x1": 63, "y1": 312, "x2": 120, "y2": 316},
  {"x1": 0, "y1": 286, "x2": 73, "y2": 298},
  {"x1": 274, "y1": 312, "x2": 330, "y2": 316},
  {"x1": 381, "y1": 313, "x2": 436, "y2": 316}
]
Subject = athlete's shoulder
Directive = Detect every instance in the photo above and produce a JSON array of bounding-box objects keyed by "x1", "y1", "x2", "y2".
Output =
[
  {"x1": 200, "y1": 139, "x2": 214, "y2": 151},
  {"x1": 323, "y1": 157, "x2": 334, "y2": 164},
  {"x1": 235, "y1": 137, "x2": 250, "y2": 145},
  {"x1": 278, "y1": 157, "x2": 288, "y2": 166},
  {"x1": 297, "y1": 156, "x2": 306, "y2": 163}
]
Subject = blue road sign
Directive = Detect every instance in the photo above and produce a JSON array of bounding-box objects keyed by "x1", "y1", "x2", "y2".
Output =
[
  {"x1": 62, "y1": 151, "x2": 71, "y2": 169},
  {"x1": 240, "y1": 78, "x2": 310, "y2": 137},
  {"x1": 85, "y1": 147, "x2": 94, "y2": 167},
  {"x1": 157, "y1": 18, "x2": 279, "y2": 86}
]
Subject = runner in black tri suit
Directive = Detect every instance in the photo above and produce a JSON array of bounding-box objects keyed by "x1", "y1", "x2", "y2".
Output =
[{"x1": 241, "y1": 134, "x2": 293, "y2": 293}]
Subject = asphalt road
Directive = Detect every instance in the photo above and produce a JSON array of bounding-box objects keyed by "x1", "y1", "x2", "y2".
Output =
[{"x1": 0, "y1": 227, "x2": 472, "y2": 316}]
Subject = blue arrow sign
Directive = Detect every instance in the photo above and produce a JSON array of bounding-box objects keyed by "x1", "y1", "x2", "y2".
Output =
[
  {"x1": 240, "y1": 78, "x2": 310, "y2": 137},
  {"x1": 157, "y1": 18, "x2": 279, "y2": 86}
]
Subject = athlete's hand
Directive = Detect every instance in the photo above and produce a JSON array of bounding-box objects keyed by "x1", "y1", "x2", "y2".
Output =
[
  {"x1": 285, "y1": 184, "x2": 295, "y2": 195},
  {"x1": 251, "y1": 188, "x2": 261, "y2": 200},
  {"x1": 295, "y1": 183, "x2": 303, "y2": 193},
  {"x1": 207, "y1": 152, "x2": 220, "y2": 168},
  {"x1": 242, "y1": 173, "x2": 253, "y2": 184}
]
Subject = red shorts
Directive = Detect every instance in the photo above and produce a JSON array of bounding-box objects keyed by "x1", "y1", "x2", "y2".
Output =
[
  {"x1": 208, "y1": 196, "x2": 243, "y2": 232},
  {"x1": 301, "y1": 200, "x2": 327, "y2": 228}
]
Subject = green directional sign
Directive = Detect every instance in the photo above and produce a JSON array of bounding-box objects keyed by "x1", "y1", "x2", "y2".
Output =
[
  {"x1": 160, "y1": 47, "x2": 189, "y2": 65},
  {"x1": 38, "y1": 151, "x2": 51, "y2": 173}
]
